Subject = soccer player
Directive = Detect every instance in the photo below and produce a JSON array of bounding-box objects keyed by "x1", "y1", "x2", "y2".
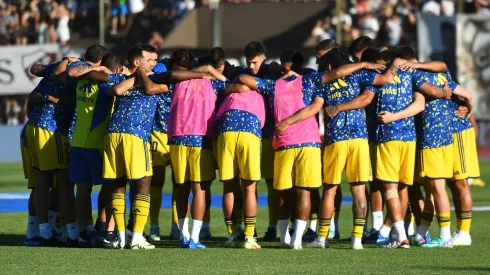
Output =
[
  {"x1": 276, "y1": 49, "x2": 397, "y2": 250},
  {"x1": 26, "y1": 62, "x2": 79, "y2": 246},
  {"x1": 237, "y1": 57, "x2": 385, "y2": 249},
  {"x1": 348, "y1": 36, "x2": 374, "y2": 62},
  {"x1": 139, "y1": 49, "x2": 231, "y2": 249}
]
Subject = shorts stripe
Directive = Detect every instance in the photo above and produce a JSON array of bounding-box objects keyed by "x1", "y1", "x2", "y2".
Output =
[
  {"x1": 457, "y1": 132, "x2": 467, "y2": 173},
  {"x1": 143, "y1": 142, "x2": 149, "y2": 172}
]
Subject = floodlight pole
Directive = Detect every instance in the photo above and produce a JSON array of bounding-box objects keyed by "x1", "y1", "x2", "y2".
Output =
[
  {"x1": 210, "y1": 0, "x2": 221, "y2": 47},
  {"x1": 99, "y1": 0, "x2": 105, "y2": 46}
]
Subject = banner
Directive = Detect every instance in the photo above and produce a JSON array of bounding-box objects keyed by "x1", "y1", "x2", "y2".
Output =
[{"x1": 0, "y1": 44, "x2": 60, "y2": 95}]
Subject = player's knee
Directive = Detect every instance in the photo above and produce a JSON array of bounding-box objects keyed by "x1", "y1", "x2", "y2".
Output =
[{"x1": 384, "y1": 188, "x2": 399, "y2": 200}]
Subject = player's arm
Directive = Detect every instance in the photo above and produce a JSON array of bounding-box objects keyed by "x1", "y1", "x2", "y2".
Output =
[
  {"x1": 469, "y1": 114, "x2": 479, "y2": 138},
  {"x1": 416, "y1": 81, "x2": 452, "y2": 99},
  {"x1": 452, "y1": 85, "x2": 474, "y2": 114},
  {"x1": 150, "y1": 70, "x2": 212, "y2": 84},
  {"x1": 322, "y1": 62, "x2": 386, "y2": 83},
  {"x1": 30, "y1": 64, "x2": 50, "y2": 77},
  {"x1": 67, "y1": 65, "x2": 111, "y2": 78},
  {"x1": 326, "y1": 89, "x2": 375, "y2": 118},
  {"x1": 377, "y1": 92, "x2": 425, "y2": 124},
  {"x1": 193, "y1": 65, "x2": 227, "y2": 81},
  {"x1": 28, "y1": 90, "x2": 61, "y2": 105},
  {"x1": 371, "y1": 58, "x2": 404, "y2": 85},
  {"x1": 111, "y1": 77, "x2": 136, "y2": 96},
  {"x1": 235, "y1": 74, "x2": 258, "y2": 90},
  {"x1": 224, "y1": 84, "x2": 250, "y2": 95},
  {"x1": 136, "y1": 70, "x2": 169, "y2": 95},
  {"x1": 400, "y1": 61, "x2": 447, "y2": 73},
  {"x1": 275, "y1": 97, "x2": 325, "y2": 133}
]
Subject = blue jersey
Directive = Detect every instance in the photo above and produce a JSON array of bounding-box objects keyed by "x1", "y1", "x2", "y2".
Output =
[
  {"x1": 366, "y1": 69, "x2": 427, "y2": 144},
  {"x1": 27, "y1": 74, "x2": 63, "y2": 133},
  {"x1": 255, "y1": 73, "x2": 324, "y2": 150},
  {"x1": 152, "y1": 92, "x2": 172, "y2": 134},
  {"x1": 314, "y1": 69, "x2": 376, "y2": 145},
  {"x1": 167, "y1": 80, "x2": 227, "y2": 148},
  {"x1": 415, "y1": 71, "x2": 454, "y2": 149},
  {"x1": 106, "y1": 75, "x2": 159, "y2": 142}
]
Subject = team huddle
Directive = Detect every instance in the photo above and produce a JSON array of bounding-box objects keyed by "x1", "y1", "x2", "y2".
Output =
[{"x1": 20, "y1": 36, "x2": 479, "y2": 250}]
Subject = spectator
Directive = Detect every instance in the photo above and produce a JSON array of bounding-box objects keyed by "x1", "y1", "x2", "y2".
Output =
[
  {"x1": 5, "y1": 98, "x2": 21, "y2": 125},
  {"x1": 54, "y1": 2, "x2": 70, "y2": 46},
  {"x1": 422, "y1": 0, "x2": 441, "y2": 16},
  {"x1": 311, "y1": 19, "x2": 335, "y2": 43},
  {"x1": 0, "y1": 5, "x2": 16, "y2": 45},
  {"x1": 386, "y1": 9, "x2": 402, "y2": 46},
  {"x1": 358, "y1": 11, "x2": 379, "y2": 39},
  {"x1": 110, "y1": 0, "x2": 128, "y2": 35}
]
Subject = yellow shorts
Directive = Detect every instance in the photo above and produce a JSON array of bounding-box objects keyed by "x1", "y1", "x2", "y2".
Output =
[
  {"x1": 261, "y1": 138, "x2": 274, "y2": 180},
  {"x1": 26, "y1": 125, "x2": 70, "y2": 171},
  {"x1": 170, "y1": 145, "x2": 215, "y2": 184},
  {"x1": 323, "y1": 139, "x2": 372, "y2": 185},
  {"x1": 217, "y1": 131, "x2": 261, "y2": 182},
  {"x1": 453, "y1": 128, "x2": 480, "y2": 180},
  {"x1": 20, "y1": 140, "x2": 37, "y2": 189},
  {"x1": 273, "y1": 147, "x2": 322, "y2": 191},
  {"x1": 212, "y1": 138, "x2": 219, "y2": 171},
  {"x1": 103, "y1": 133, "x2": 152, "y2": 180},
  {"x1": 369, "y1": 141, "x2": 377, "y2": 180},
  {"x1": 150, "y1": 131, "x2": 171, "y2": 167},
  {"x1": 376, "y1": 141, "x2": 416, "y2": 185},
  {"x1": 418, "y1": 144, "x2": 453, "y2": 179}
]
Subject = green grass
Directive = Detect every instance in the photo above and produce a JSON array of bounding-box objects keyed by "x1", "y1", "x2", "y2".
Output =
[{"x1": 0, "y1": 162, "x2": 490, "y2": 274}]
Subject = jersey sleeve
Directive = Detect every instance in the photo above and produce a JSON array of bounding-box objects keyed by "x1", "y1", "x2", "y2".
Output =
[
  {"x1": 411, "y1": 69, "x2": 428, "y2": 89},
  {"x1": 211, "y1": 79, "x2": 227, "y2": 95},
  {"x1": 357, "y1": 69, "x2": 377, "y2": 86},
  {"x1": 255, "y1": 78, "x2": 275, "y2": 98},
  {"x1": 445, "y1": 70, "x2": 458, "y2": 91},
  {"x1": 363, "y1": 85, "x2": 377, "y2": 94},
  {"x1": 99, "y1": 73, "x2": 126, "y2": 94}
]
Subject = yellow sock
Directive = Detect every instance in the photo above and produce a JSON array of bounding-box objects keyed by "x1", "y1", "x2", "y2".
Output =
[
  {"x1": 352, "y1": 218, "x2": 366, "y2": 239},
  {"x1": 318, "y1": 218, "x2": 331, "y2": 238},
  {"x1": 224, "y1": 218, "x2": 236, "y2": 236},
  {"x1": 133, "y1": 194, "x2": 150, "y2": 234},
  {"x1": 437, "y1": 212, "x2": 451, "y2": 229},
  {"x1": 149, "y1": 186, "x2": 163, "y2": 225},
  {"x1": 112, "y1": 193, "x2": 126, "y2": 233},
  {"x1": 459, "y1": 211, "x2": 472, "y2": 232},
  {"x1": 267, "y1": 181, "x2": 278, "y2": 225},
  {"x1": 171, "y1": 188, "x2": 178, "y2": 226},
  {"x1": 310, "y1": 213, "x2": 318, "y2": 222},
  {"x1": 244, "y1": 216, "x2": 256, "y2": 239},
  {"x1": 420, "y1": 211, "x2": 434, "y2": 227}
]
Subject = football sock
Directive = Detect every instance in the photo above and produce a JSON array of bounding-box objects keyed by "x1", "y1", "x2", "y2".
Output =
[
  {"x1": 292, "y1": 219, "x2": 307, "y2": 246},
  {"x1": 190, "y1": 219, "x2": 203, "y2": 243},
  {"x1": 437, "y1": 212, "x2": 451, "y2": 240},
  {"x1": 352, "y1": 218, "x2": 366, "y2": 239},
  {"x1": 179, "y1": 218, "x2": 190, "y2": 239},
  {"x1": 111, "y1": 193, "x2": 126, "y2": 235},
  {"x1": 371, "y1": 211, "x2": 383, "y2": 231},
  {"x1": 278, "y1": 219, "x2": 290, "y2": 244},
  {"x1": 244, "y1": 216, "x2": 256, "y2": 239},
  {"x1": 133, "y1": 194, "x2": 150, "y2": 234}
]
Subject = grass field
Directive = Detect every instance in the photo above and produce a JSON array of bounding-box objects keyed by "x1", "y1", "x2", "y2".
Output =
[{"x1": 0, "y1": 162, "x2": 489, "y2": 274}]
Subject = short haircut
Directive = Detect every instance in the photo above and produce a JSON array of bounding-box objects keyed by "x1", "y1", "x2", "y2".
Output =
[
  {"x1": 360, "y1": 48, "x2": 381, "y2": 63},
  {"x1": 100, "y1": 53, "x2": 122, "y2": 72},
  {"x1": 348, "y1": 36, "x2": 374, "y2": 56},
  {"x1": 244, "y1": 41, "x2": 266, "y2": 60},
  {"x1": 316, "y1": 39, "x2": 339, "y2": 52},
  {"x1": 84, "y1": 45, "x2": 108, "y2": 63},
  {"x1": 127, "y1": 46, "x2": 144, "y2": 64},
  {"x1": 380, "y1": 49, "x2": 393, "y2": 63},
  {"x1": 170, "y1": 49, "x2": 195, "y2": 70},
  {"x1": 392, "y1": 45, "x2": 417, "y2": 60},
  {"x1": 209, "y1": 47, "x2": 225, "y2": 64},
  {"x1": 139, "y1": 44, "x2": 157, "y2": 54},
  {"x1": 280, "y1": 50, "x2": 294, "y2": 63},
  {"x1": 323, "y1": 48, "x2": 350, "y2": 69},
  {"x1": 196, "y1": 55, "x2": 217, "y2": 68}
]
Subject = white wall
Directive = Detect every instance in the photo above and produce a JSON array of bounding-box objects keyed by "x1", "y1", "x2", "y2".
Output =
[{"x1": 0, "y1": 125, "x2": 23, "y2": 162}]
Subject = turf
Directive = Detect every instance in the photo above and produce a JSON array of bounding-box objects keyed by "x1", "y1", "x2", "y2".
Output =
[{"x1": 0, "y1": 162, "x2": 489, "y2": 274}]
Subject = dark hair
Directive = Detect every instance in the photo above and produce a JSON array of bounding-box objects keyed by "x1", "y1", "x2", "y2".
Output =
[
  {"x1": 100, "y1": 53, "x2": 122, "y2": 72},
  {"x1": 360, "y1": 48, "x2": 381, "y2": 63},
  {"x1": 244, "y1": 41, "x2": 266, "y2": 60},
  {"x1": 323, "y1": 48, "x2": 350, "y2": 69},
  {"x1": 84, "y1": 45, "x2": 108, "y2": 63},
  {"x1": 196, "y1": 55, "x2": 217, "y2": 68},
  {"x1": 393, "y1": 45, "x2": 417, "y2": 60},
  {"x1": 210, "y1": 47, "x2": 225, "y2": 64},
  {"x1": 348, "y1": 36, "x2": 374, "y2": 56},
  {"x1": 127, "y1": 46, "x2": 145, "y2": 65},
  {"x1": 139, "y1": 44, "x2": 157, "y2": 54},
  {"x1": 380, "y1": 49, "x2": 393, "y2": 63},
  {"x1": 280, "y1": 50, "x2": 294, "y2": 64},
  {"x1": 316, "y1": 39, "x2": 339, "y2": 52},
  {"x1": 170, "y1": 49, "x2": 195, "y2": 70}
]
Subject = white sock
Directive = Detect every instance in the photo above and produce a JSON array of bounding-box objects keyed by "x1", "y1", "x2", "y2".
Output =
[
  {"x1": 67, "y1": 222, "x2": 80, "y2": 240},
  {"x1": 458, "y1": 230, "x2": 470, "y2": 238},
  {"x1": 440, "y1": 226, "x2": 451, "y2": 241},
  {"x1": 178, "y1": 218, "x2": 190, "y2": 239},
  {"x1": 292, "y1": 219, "x2": 307, "y2": 246},
  {"x1": 202, "y1": 222, "x2": 210, "y2": 230},
  {"x1": 269, "y1": 224, "x2": 277, "y2": 230},
  {"x1": 118, "y1": 231, "x2": 126, "y2": 245},
  {"x1": 371, "y1": 211, "x2": 383, "y2": 231},
  {"x1": 278, "y1": 219, "x2": 290, "y2": 244},
  {"x1": 330, "y1": 218, "x2": 336, "y2": 233},
  {"x1": 406, "y1": 220, "x2": 415, "y2": 236},
  {"x1": 26, "y1": 216, "x2": 39, "y2": 239},
  {"x1": 309, "y1": 220, "x2": 317, "y2": 232},
  {"x1": 39, "y1": 223, "x2": 53, "y2": 239},
  {"x1": 393, "y1": 221, "x2": 407, "y2": 242},
  {"x1": 190, "y1": 219, "x2": 203, "y2": 243},
  {"x1": 86, "y1": 224, "x2": 95, "y2": 232},
  {"x1": 416, "y1": 225, "x2": 429, "y2": 238},
  {"x1": 133, "y1": 232, "x2": 143, "y2": 241},
  {"x1": 379, "y1": 224, "x2": 391, "y2": 238},
  {"x1": 48, "y1": 211, "x2": 57, "y2": 231}
]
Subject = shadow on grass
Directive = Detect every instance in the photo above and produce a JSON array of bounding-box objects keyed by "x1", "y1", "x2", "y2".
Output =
[
  {"x1": 431, "y1": 266, "x2": 490, "y2": 272},
  {"x1": 0, "y1": 234, "x2": 25, "y2": 247}
]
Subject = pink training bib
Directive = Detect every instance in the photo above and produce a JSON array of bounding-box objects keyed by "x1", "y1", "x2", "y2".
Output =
[
  {"x1": 216, "y1": 90, "x2": 267, "y2": 128},
  {"x1": 273, "y1": 76, "x2": 320, "y2": 149},
  {"x1": 167, "y1": 79, "x2": 217, "y2": 138}
]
